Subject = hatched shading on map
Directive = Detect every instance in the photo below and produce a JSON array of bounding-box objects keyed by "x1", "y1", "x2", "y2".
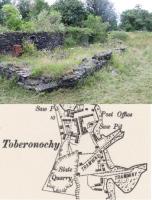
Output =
[{"x1": 42, "y1": 105, "x2": 147, "y2": 200}]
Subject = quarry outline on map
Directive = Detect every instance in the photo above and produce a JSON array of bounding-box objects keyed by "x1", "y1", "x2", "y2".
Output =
[{"x1": 42, "y1": 104, "x2": 148, "y2": 200}]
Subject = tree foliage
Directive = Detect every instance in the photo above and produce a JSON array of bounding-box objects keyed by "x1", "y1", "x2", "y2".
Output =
[
  {"x1": 2, "y1": 4, "x2": 23, "y2": 30},
  {"x1": 33, "y1": 9, "x2": 65, "y2": 32},
  {"x1": 84, "y1": 14, "x2": 108, "y2": 42},
  {"x1": 16, "y1": 0, "x2": 32, "y2": 20},
  {"x1": 86, "y1": 0, "x2": 117, "y2": 29},
  {"x1": 31, "y1": 0, "x2": 49, "y2": 17},
  {"x1": 53, "y1": 0, "x2": 87, "y2": 26},
  {"x1": 0, "y1": 0, "x2": 11, "y2": 23},
  {"x1": 0, "y1": 0, "x2": 10, "y2": 9},
  {"x1": 65, "y1": 26, "x2": 93, "y2": 47},
  {"x1": 0, "y1": 0, "x2": 113, "y2": 46},
  {"x1": 120, "y1": 5, "x2": 152, "y2": 31}
]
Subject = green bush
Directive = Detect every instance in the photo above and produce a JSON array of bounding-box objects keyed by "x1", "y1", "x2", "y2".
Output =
[
  {"x1": 65, "y1": 26, "x2": 93, "y2": 47},
  {"x1": 21, "y1": 21, "x2": 35, "y2": 32},
  {"x1": 2, "y1": 4, "x2": 23, "y2": 31},
  {"x1": 32, "y1": 10, "x2": 65, "y2": 33},
  {"x1": 22, "y1": 40, "x2": 37, "y2": 56},
  {"x1": 53, "y1": 0, "x2": 87, "y2": 26},
  {"x1": 65, "y1": 15, "x2": 109, "y2": 47},
  {"x1": 109, "y1": 31, "x2": 129, "y2": 41},
  {"x1": 84, "y1": 14, "x2": 108, "y2": 43},
  {"x1": 64, "y1": 35, "x2": 77, "y2": 47}
]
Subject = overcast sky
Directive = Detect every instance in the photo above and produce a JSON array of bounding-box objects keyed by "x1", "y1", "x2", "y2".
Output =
[{"x1": 45, "y1": 0, "x2": 152, "y2": 15}]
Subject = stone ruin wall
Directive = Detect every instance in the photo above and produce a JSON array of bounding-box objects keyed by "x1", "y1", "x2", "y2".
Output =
[
  {"x1": 0, "y1": 32, "x2": 64, "y2": 54},
  {"x1": 0, "y1": 51, "x2": 112, "y2": 92},
  {"x1": 0, "y1": 32, "x2": 126, "y2": 92}
]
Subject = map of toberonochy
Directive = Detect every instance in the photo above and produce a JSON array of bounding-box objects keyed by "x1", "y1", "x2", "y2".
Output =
[{"x1": 42, "y1": 104, "x2": 147, "y2": 200}]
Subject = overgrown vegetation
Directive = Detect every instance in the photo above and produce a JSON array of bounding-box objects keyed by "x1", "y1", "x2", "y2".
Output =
[
  {"x1": 86, "y1": 0, "x2": 117, "y2": 30},
  {"x1": 1, "y1": 0, "x2": 152, "y2": 35},
  {"x1": 0, "y1": 32, "x2": 152, "y2": 103},
  {"x1": 65, "y1": 15, "x2": 108, "y2": 46},
  {"x1": 2, "y1": 4, "x2": 22, "y2": 31},
  {"x1": 84, "y1": 14, "x2": 108, "y2": 43},
  {"x1": 0, "y1": 0, "x2": 152, "y2": 103},
  {"x1": 0, "y1": 43, "x2": 108, "y2": 78},
  {"x1": 0, "y1": 0, "x2": 115, "y2": 46},
  {"x1": 108, "y1": 31, "x2": 129, "y2": 41},
  {"x1": 65, "y1": 26, "x2": 93, "y2": 47},
  {"x1": 22, "y1": 40, "x2": 37, "y2": 56},
  {"x1": 52, "y1": 0, "x2": 87, "y2": 26}
]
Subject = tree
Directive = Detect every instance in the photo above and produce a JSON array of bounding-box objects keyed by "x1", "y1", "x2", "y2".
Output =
[
  {"x1": 0, "y1": 0, "x2": 10, "y2": 9},
  {"x1": 86, "y1": 0, "x2": 117, "y2": 30},
  {"x1": 53, "y1": 0, "x2": 87, "y2": 26},
  {"x1": 145, "y1": 13, "x2": 152, "y2": 31},
  {"x1": 120, "y1": 5, "x2": 152, "y2": 31},
  {"x1": 2, "y1": 4, "x2": 23, "y2": 30},
  {"x1": 0, "y1": 0, "x2": 11, "y2": 23},
  {"x1": 31, "y1": 0, "x2": 49, "y2": 17},
  {"x1": 32, "y1": 9, "x2": 65, "y2": 32},
  {"x1": 16, "y1": 0, "x2": 32, "y2": 20}
]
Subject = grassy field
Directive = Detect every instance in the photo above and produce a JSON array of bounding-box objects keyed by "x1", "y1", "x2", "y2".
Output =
[{"x1": 0, "y1": 32, "x2": 152, "y2": 103}]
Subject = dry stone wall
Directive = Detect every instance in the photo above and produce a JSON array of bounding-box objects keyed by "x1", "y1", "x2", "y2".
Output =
[
  {"x1": 0, "y1": 51, "x2": 112, "y2": 92},
  {"x1": 0, "y1": 32, "x2": 64, "y2": 54}
]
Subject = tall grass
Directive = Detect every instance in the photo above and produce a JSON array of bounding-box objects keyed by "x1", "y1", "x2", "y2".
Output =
[
  {"x1": 0, "y1": 32, "x2": 152, "y2": 103},
  {"x1": 0, "y1": 44, "x2": 107, "y2": 78}
]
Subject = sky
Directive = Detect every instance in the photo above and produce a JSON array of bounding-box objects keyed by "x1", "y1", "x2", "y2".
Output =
[{"x1": 45, "y1": 0, "x2": 152, "y2": 15}]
